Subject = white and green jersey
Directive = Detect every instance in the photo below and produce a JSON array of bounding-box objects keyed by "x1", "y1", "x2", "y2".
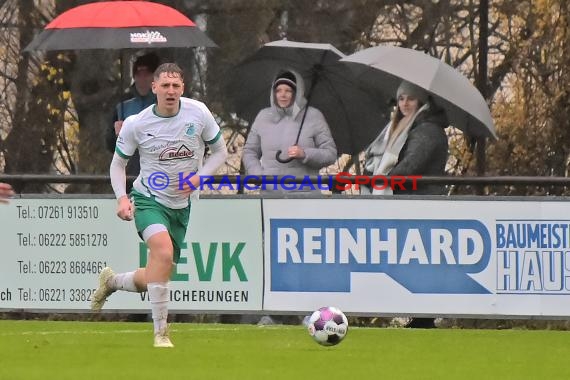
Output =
[{"x1": 116, "y1": 97, "x2": 221, "y2": 209}]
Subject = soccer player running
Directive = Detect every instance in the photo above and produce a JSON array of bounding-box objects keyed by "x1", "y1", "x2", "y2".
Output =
[{"x1": 91, "y1": 63, "x2": 227, "y2": 348}]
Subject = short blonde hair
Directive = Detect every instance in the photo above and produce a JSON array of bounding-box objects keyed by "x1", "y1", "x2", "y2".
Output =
[{"x1": 153, "y1": 63, "x2": 184, "y2": 82}]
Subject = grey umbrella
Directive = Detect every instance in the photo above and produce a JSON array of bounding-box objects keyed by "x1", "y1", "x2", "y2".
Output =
[
  {"x1": 225, "y1": 40, "x2": 390, "y2": 156},
  {"x1": 340, "y1": 45, "x2": 497, "y2": 140}
]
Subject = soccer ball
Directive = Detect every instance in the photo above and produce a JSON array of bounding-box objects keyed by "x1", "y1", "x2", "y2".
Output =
[{"x1": 307, "y1": 306, "x2": 348, "y2": 346}]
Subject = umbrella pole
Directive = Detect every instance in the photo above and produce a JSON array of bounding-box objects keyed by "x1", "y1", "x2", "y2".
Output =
[
  {"x1": 119, "y1": 51, "x2": 125, "y2": 120},
  {"x1": 275, "y1": 96, "x2": 313, "y2": 163}
]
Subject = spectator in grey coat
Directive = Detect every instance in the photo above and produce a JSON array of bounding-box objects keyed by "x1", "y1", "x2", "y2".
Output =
[{"x1": 242, "y1": 70, "x2": 337, "y2": 193}]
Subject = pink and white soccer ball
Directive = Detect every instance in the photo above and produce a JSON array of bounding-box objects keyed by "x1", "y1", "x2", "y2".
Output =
[{"x1": 307, "y1": 306, "x2": 348, "y2": 346}]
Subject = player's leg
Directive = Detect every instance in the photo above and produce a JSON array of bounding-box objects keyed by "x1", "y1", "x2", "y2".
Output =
[
  {"x1": 109, "y1": 268, "x2": 146, "y2": 291},
  {"x1": 90, "y1": 266, "x2": 117, "y2": 311},
  {"x1": 91, "y1": 266, "x2": 146, "y2": 311},
  {"x1": 100, "y1": 224, "x2": 169, "y2": 296},
  {"x1": 145, "y1": 230, "x2": 175, "y2": 347},
  {"x1": 146, "y1": 204, "x2": 190, "y2": 348},
  {"x1": 145, "y1": 231, "x2": 174, "y2": 282},
  {"x1": 91, "y1": 192, "x2": 164, "y2": 311}
]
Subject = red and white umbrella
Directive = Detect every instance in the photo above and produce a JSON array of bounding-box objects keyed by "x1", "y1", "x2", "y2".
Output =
[{"x1": 24, "y1": 1, "x2": 216, "y2": 51}]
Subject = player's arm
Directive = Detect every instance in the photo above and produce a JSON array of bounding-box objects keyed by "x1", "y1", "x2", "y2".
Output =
[
  {"x1": 110, "y1": 117, "x2": 137, "y2": 220},
  {"x1": 0, "y1": 182, "x2": 14, "y2": 204},
  {"x1": 199, "y1": 105, "x2": 227, "y2": 176},
  {"x1": 197, "y1": 131, "x2": 227, "y2": 177},
  {"x1": 110, "y1": 153, "x2": 133, "y2": 221}
]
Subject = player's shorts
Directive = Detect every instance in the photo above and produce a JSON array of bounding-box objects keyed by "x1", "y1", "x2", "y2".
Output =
[{"x1": 131, "y1": 190, "x2": 191, "y2": 263}]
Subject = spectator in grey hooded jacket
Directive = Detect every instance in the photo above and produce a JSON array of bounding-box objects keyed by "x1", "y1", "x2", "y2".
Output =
[{"x1": 242, "y1": 70, "x2": 337, "y2": 193}]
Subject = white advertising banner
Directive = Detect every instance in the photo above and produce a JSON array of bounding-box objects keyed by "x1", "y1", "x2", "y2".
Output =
[
  {"x1": 263, "y1": 198, "x2": 570, "y2": 318},
  {"x1": 0, "y1": 198, "x2": 263, "y2": 312}
]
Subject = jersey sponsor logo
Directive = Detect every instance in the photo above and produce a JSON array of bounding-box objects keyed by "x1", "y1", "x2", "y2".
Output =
[
  {"x1": 184, "y1": 123, "x2": 196, "y2": 136},
  {"x1": 158, "y1": 144, "x2": 195, "y2": 161},
  {"x1": 149, "y1": 139, "x2": 184, "y2": 153}
]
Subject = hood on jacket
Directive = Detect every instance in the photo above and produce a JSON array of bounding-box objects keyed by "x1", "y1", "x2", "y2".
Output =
[{"x1": 269, "y1": 69, "x2": 308, "y2": 122}]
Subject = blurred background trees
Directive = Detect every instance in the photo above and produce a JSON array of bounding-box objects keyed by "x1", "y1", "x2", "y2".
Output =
[{"x1": 0, "y1": 0, "x2": 567, "y2": 195}]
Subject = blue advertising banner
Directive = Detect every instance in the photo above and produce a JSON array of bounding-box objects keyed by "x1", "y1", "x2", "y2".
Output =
[{"x1": 262, "y1": 198, "x2": 570, "y2": 317}]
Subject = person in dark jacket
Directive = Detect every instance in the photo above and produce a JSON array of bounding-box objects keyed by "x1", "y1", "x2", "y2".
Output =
[
  {"x1": 105, "y1": 52, "x2": 160, "y2": 179},
  {"x1": 362, "y1": 80, "x2": 448, "y2": 196},
  {"x1": 362, "y1": 80, "x2": 449, "y2": 328}
]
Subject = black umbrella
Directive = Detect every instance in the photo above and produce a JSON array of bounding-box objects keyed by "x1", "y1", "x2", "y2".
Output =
[{"x1": 226, "y1": 40, "x2": 389, "y2": 156}]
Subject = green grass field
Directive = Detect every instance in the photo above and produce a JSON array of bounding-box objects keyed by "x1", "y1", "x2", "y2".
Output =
[{"x1": 0, "y1": 320, "x2": 569, "y2": 380}]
